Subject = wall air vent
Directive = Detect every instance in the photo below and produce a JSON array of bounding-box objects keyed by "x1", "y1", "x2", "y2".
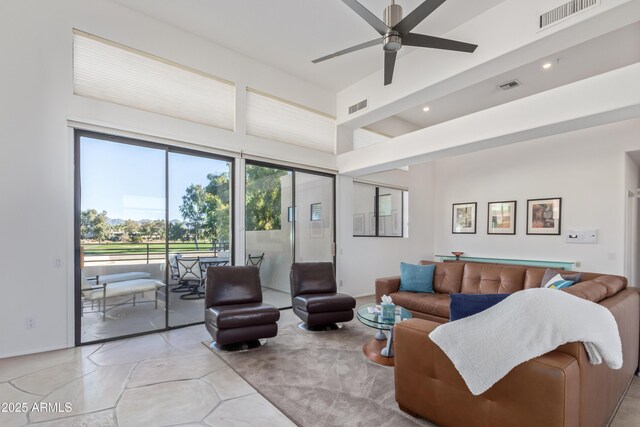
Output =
[
  {"x1": 539, "y1": 0, "x2": 599, "y2": 30},
  {"x1": 498, "y1": 80, "x2": 521, "y2": 91},
  {"x1": 348, "y1": 99, "x2": 368, "y2": 114}
]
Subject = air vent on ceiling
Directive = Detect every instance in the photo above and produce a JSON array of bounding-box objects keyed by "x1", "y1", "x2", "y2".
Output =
[
  {"x1": 539, "y1": 0, "x2": 599, "y2": 30},
  {"x1": 348, "y1": 99, "x2": 368, "y2": 114},
  {"x1": 498, "y1": 80, "x2": 521, "y2": 91}
]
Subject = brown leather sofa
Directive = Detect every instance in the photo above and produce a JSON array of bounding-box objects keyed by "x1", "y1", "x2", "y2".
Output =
[{"x1": 376, "y1": 261, "x2": 639, "y2": 427}]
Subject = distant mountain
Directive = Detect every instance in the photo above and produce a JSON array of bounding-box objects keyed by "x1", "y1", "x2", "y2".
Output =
[{"x1": 107, "y1": 218, "x2": 125, "y2": 226}]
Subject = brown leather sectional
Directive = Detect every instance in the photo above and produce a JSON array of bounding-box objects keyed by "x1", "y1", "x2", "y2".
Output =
[{"x1": 376, "y1": 261, "x2": 640, "y2": 427}]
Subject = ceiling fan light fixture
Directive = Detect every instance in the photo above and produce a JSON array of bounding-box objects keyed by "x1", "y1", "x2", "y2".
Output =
[{"x1": 384, "y1": 33, "x2": 402, "y2": 51}]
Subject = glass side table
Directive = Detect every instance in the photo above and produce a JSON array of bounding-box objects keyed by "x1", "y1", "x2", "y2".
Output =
[{"x1": 356, "y1": 303, "x2": 412, "y2": 366}]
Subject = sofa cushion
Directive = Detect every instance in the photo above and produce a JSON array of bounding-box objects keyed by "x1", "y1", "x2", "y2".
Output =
[
  {"x1": 391, "y1": 292, "x2": 450, "y2": 318},
  {"x1": 449, "y1": 293, "x2": 510, "y2": 321},
  {"x1": 541, "y1": 269, "x2": 582, "y2": 287},
  {"x1": 207, "y1": 303, "x2": 280, "y2": 328},
  {"x1": 461, "y1": 264, "x2": 526, "y2": 294},
  {"x1": 293, "y1": 293, "x2": 356, "y2": 313},
  {"x1": 433, "y1": 262, "x2": 465, "y2": 294},
  {"x1": 400, "y1": 262, "x2": 435, "y2": 293}
]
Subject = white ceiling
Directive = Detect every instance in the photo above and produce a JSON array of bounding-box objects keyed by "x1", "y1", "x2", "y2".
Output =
[
  {"x1": 388, "y1": 22, "x2": 640, "y2": 130},
  {"x1": 112, "y1": 0, "x2": 505, "y2": 91}
]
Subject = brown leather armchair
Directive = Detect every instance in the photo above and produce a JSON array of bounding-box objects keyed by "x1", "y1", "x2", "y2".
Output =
[
  {"x1": 290, "y1": 262, "x2": 356, "y2": 330},
  {"x1": 205, "y1": 266, "x2": 280, "y2": 350}
]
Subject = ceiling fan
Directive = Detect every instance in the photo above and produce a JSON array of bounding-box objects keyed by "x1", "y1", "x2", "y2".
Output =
[{"x1": 312, "y1": 0, "x2": 478, "y2": 85}]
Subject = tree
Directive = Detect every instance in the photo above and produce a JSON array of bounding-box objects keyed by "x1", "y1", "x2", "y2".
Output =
[
  {"x1": 168, "y1": 220, "x2": 188, "y2": 242},
  {"x1": 80, "y1": 209, "x2": 111, "y2": 242},
  {"x1": 204, "y1": 172, "x2": 230, "y2": 246},
  {"x1": 138, "y1": 219, "x2": 165, "y2": 242},
  {"x1": 151, "y1": 219, "x2": 166, "y2": 241},
  {"x1": 122, "y1": 219, "x2": 140, "y2": 242},
  {"x1": 245, "y1": 165, "x2": 288, "y2": 231},
  {"x1": 179, "y1": 184, "x2": 207, "y2": 250}
]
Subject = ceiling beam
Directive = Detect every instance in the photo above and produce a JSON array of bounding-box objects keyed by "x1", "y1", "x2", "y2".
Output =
[{"x1": 337, "y1": 63, "x2": 640, "y2": 175}]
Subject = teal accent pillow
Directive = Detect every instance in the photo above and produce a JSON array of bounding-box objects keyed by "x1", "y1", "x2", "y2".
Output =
[{"x1": 399, "y1": 262, "x2": 435, "y2": 293}]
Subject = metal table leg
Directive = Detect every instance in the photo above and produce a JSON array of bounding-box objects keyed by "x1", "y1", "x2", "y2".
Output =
[{"x1": 380, "y1": 326, "x2": 394, "y2": 357}]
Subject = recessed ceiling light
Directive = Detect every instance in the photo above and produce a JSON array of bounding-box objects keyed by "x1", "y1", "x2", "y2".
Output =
[
  {"x1": 422, "y1": 106, "x2": 430, "y2": 112},
  {"x1": 542, "y1": 62, "x2": 553, "y2": 70}
]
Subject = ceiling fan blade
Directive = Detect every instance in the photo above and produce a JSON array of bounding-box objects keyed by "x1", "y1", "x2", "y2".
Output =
[
  {"x1": 384, "y1": 51, "x2": 397, "y2": 86},
  {"x1": 403, "y1": 33, "x2": 478, "y2": 53},
  {"x1": 393, "y1": 0, "x2": 447, "y2": 35},
  {"x1": 311, "y1": 37, "x2": 383, "y2": 63},
  {"x1": 342, "y1": 0, "x2": 389, "y2": 35}
]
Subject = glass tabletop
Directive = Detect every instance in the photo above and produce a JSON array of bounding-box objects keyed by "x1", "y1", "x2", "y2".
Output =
[{"x1": 356, "y1": 303, "x2": 412, "y2": 331}]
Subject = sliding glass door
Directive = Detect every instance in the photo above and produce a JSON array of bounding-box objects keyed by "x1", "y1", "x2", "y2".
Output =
[
  {"x1": 76, "y1": 130, "x2": 335, "y2": 343},
  {"x1": 77, "y1": 134, "x2": 167, "y2": 343},
  {"x1": 167, "y1": 151, "x2": 232, "y2": 327},
  {"x1": 75, "y1": 131, "x2": 233, "y2": 344},
  {"x1": 294, "y1": 172, "x2": 334, "y2": 263},
  {"x1": 244, "y1": 162, "x2": 335, "y2": 309}
]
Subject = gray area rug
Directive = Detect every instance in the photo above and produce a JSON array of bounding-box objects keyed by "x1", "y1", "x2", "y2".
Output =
[{"x1": 205, "y1": 320, "x2": 434, "y2": 427}]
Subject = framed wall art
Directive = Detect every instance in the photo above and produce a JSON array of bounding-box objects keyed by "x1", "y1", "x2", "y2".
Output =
[
  {"x1": 487, "y1": 200, "x2": 516, "y2": 235},
  {"x1": 452, "y1": 202, "x2": 477, "y2": 234},
  {"x1": 527, "y1": 197, "x2": 561, "y2": 235}
]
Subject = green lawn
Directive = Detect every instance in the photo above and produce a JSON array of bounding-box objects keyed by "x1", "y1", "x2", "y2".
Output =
[{"x1": 82, "y1": 242, "x2": 225, "y2": 255}]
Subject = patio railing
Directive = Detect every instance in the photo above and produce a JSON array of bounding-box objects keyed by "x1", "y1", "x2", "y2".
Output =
[{"x1": 82, "y1": 242, "x2": 230, "y2": 265}]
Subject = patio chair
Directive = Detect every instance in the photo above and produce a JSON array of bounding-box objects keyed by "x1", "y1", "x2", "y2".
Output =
[
  {"x1": 246, "y1": 253, "x2": 265, "y2": 270},
  {"x1": 168, "y1": 253, "x2": 181, "y2": 282},
  {"x1": 176, "y1": 257, "x2": 205, "y2": 300}
]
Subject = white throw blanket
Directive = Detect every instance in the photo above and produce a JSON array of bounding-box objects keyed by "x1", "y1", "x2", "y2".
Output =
[{"x1": 429, "y1": 288, "x2": 622, "y2": 396}]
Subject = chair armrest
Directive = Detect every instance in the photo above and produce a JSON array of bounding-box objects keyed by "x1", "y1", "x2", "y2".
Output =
[
  {"x1": 375, "y1": 276, "x2": 400, "y2": 303},
  {"x1": 563, "y1": 275, "x2": 626, "y2": 303}
]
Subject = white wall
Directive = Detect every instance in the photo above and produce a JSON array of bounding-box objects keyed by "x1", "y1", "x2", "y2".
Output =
[
  {"x1": 337, "y1": 164, "x2": 435, "y2": 297},
  {"x1": 0, "y1": 0, "x2": 336, "y2": 358},
  {"x1": 430, "y1": 118, "x2": 640, "y2": 276}
]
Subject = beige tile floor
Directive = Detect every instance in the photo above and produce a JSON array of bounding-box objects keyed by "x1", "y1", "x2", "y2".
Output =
[
  {"x1": 81, "y1": 287, "x2": 291, "y2": 343},
  {"x1": 1, "y1": 308, "x2": 638, "y2": 427}
]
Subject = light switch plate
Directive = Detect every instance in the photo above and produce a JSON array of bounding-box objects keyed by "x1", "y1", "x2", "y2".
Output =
[{"x1": 565, "y1": 229, "x2": 598, "y2": 244}]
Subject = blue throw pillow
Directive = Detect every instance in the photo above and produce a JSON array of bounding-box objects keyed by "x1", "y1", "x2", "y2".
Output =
[
  {"x1": 449, "y1": 293, "x2": 510, "y2": 321},
  {"x1": 399, "y1": 262, "x2": 435, "y2": 293}
]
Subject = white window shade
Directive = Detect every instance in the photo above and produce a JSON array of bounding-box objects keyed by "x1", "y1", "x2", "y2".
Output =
[
  {"x1": 246, "y1": 89, "x2": 336, "y2": 153},
  {"x1": 353, "y1": 128, "x2": 389, "y2": 150},
  {"x1": 73, "y1": 31, "x2": 235, "y2": 130}
]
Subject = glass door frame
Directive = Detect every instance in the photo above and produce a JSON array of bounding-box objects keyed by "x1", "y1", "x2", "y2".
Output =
[
  {"x1": 74, "y1": 129, "x2": 236, "y2": 346},
  {"x1": 243, "y1": 159, "x2": 337, "y2": 279}
]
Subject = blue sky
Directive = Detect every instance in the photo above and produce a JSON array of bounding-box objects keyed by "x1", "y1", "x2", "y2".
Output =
[{"x1": 81, "y1": 137, "x2": 230, "y2": 221}]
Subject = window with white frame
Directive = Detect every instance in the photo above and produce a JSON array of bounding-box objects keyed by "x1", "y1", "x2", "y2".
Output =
[{"x1": 353, "y1": 182, "x2": 407, "y2": 237}]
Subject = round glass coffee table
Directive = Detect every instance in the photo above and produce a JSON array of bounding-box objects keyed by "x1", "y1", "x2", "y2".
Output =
[{"x1": 356, "y1": 303, "x2": 412, "y2": 366}]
